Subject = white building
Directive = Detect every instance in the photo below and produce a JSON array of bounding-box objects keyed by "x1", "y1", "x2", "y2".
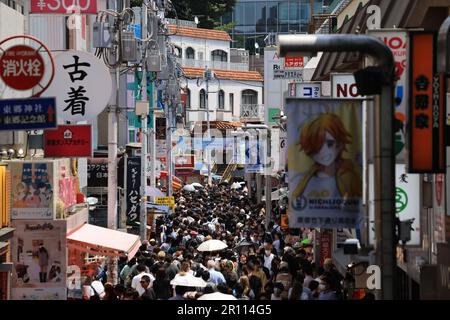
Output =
[{"x1": 168, "y1": 24, "x2": 264, "y2": 127}]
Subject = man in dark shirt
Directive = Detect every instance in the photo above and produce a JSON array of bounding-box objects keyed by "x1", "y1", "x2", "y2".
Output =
[{"x1": 140, "y1": 275, "x2": 156, "y2": 300}]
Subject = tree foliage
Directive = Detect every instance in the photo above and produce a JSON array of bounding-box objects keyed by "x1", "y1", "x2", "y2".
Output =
[{"x1": 130, "y1": 0, "x2": 236, "y2": 29}]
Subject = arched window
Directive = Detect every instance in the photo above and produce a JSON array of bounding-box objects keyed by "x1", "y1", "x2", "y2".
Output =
[
  {"x1": 184, "y1": 89, "x2": 191, "y2": 109},
  {"x1": 211, "y1": 49, "x2": 228, "y2": 62},
  {"x1": 199, "y1": 89, "x2": 206, "y2": 109},
  {"x1": 241, "y1": 89, "x2": 258, "y2": 105},
  {"x1": 218, "y1": 90, "x2": 225, "y2": 109},
  {"x1": 174, "y1": 45, "x2": 182, "y2": 58},
  {"x1": 186, "y1": 47, "x2": 195, "y2": 60}
]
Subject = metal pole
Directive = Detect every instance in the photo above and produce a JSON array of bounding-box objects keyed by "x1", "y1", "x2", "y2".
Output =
[
  {"x1": 139, "y1": 2, "x2": 148, "y2": 241},
  {"x1": 167, "y1": 102, "x2": 173, "y2": 197},
  {"x1": 265, "y1": 129, "x2": 272, "y2": 229},
  {"x1": 205, "y1": 67, "x2": 212, "y2": 186},
  {"x1": 278, "y1": 34, "x2": 396, "y2": 300}
]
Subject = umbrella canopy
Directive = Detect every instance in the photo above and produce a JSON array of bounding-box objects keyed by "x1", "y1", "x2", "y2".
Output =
[
  {"x1": 233, "y1": 240, "x2": 258, "y2": 253},
  {"x1": 146, "y1": 186, "x2": 165, "y2": 197},
  {"x1": 170, "y1": 273, "x2": 207, "y2": 288},
  {"x1": 191, "y1": 182, "x2": 203, "y2": 188},
  {"x1": 197, "y1": 239, "x2": 228, "y2": 252},
  {"x1": 183, "y1": 184, "x2": 196, "y2": 192},
  {"x1": 198, "y1": 292, "x2": 237, "y2": 300}
]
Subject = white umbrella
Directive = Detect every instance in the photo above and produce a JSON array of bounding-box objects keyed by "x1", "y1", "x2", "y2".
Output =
[
  {"x1": 183, "y1": 184, "x2": 196, "y2": 192},
  {"x1": 198, "y1": 292, "x2": 237, "y2": 301},
  {"x1": 170, "y1": 273, "x2": 207, "y2": 288},
  {"x1": 191, "y1": 182, "x2": 204, "y2": 188},
  {"x1": 146, "y1": 186, "x2": 165, "y2": 197},
  {"x1": 230, "y1": 182, "x2": 242, "y2": 190},
  {"x1": 197, "y1": 239, "x2": 228, "y2": 252}
]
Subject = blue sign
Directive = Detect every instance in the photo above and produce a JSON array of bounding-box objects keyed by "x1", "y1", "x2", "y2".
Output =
[{"x1": 0, "y1": 97, "x2": 57, "y2": 131}]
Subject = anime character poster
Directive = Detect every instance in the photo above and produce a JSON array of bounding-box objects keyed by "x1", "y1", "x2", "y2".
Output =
[
  {"x1": 10, "y1": 161, "x2": 55, "y2": 220},
  {"x1": 10, "y1": 220, "x2": 67, "y2": 300},
  {"x1": 286, "y1": 99, "x2": 363, "y2": 229}
]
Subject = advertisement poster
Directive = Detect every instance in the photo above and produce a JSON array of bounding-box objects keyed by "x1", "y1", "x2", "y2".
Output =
[
  {"x1": 368, "y1": 164, "x2": 420, "y2": 246},
  {"x1": 87, "y1": 158, "x2": 108, "y2": 188},
  {"x1": 10, "y1": 161, "x2": 55, "y2": 220},
  {"x1": 287, "y1": 99, "x2": 363, "y2": 228},
  {"x1": 126, "y1": 157, "x2": 141, "y2": 226},
  {"x1": 10, "y1": 220, "x2": 67, "y2": 300}
]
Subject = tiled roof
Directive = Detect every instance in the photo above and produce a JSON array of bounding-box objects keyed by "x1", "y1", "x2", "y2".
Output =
[
  {"x1": 182, "y1": 67, "x2": 263, "y2": 82},
  {"x1": 168, "y1": 25, "x2": 232, "y2": 42}
]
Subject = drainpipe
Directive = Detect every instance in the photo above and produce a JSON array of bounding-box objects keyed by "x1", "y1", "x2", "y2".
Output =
[{"x1": 278, "y1": 34, "x2": 396, "y2": 300}]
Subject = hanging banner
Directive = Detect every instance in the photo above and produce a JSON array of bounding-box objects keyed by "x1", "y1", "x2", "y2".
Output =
[
  {"x1": 368, "y1": 164, "x2": 420, "y2": 245},
  {"x1": 319, "y1": 229, "x2": 333, "y2": 266},
  {"x1": 42, "y1": 50, "x2": 112, "y2": 122},
  {"x1": 30, "y1": 0, "x2": 98, "y2": 13},
  {"x1": 10, "y1": 220, "x2": 67, "y2": 300},
  {"x1": 126, "y1": 157, "x2": 141, "y2": 226},
  {"x1": 286, "y1": 98, "x2": 363, "y2": 229},
  {"x1": 43, "y1": 125, "x2": 92, "y2": 157},
  {"x1": 9, "y1": 161, "x2": 56, "y2": 220},
  {"x1": 408, "y1": 33, "x2": 445, "y2": 173}
]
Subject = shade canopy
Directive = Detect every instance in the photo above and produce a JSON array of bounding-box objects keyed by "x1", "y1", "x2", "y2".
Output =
[
  {"x1": 67, "y1": 223, "x2": 141, "y2": 259},
  {"x1": 198, "y1": 292, "x2": 237, "y2": 300},
  {"x1": 146, "y1": 186, "x2": 165, "y2": 197},
  {"x1": 170, "y1": 273, "x2": 207, "y2": 288},
  {"x1": 197, "y1": 239, "x2": 228, "y2": 252}
]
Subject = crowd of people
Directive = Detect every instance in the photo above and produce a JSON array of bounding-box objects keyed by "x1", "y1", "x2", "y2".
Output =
[{"x1": 81, "y1": 182, "x2": 356, "y2": 301}]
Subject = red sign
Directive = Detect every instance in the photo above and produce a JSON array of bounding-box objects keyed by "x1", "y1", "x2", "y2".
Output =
[
  {"x1": 284, "y1": 56, "x2": 304, "y2": 68},
  {"x1": 31, "y1": 0, "x2": 98, "y2": 13},
  {"x1": 174, "y1": 154, "x2": 194, "y2": 169},
  {"x1": 0, "y1": 45, "x2": 45, "y2": 90},
  {"x1": 436, "y1": 174, "x2": 444, "y2": 206},
  {"x1": 319, "y1": 229, "x2": 332, "y2": 266},
  {"x1": 408, "y1": 33, "x2": 446, "y2": 173},
  {"x1": 44, "y1": 125, "x2": 92, "y2": 157}
]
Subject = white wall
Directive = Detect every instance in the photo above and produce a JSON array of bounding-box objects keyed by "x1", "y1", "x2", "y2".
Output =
[
  {"x1": 185, "y1": 78, "x2": 263, "y2": 123},
  {"x1": 170, "y1": 35, "x2": 230, "y2": 62}
]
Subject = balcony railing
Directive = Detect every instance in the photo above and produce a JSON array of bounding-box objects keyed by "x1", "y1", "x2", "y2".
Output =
[
  {"x1": 177, "y1": 58, "x2": 249, "y2": 71},
  {"x1": 240, "y1": 104, "x2": 265, "y2": 122}
]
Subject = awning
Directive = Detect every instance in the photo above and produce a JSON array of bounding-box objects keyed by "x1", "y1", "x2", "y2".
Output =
[{"x1": 67, "y1": 223, "x2": 141, "y2": 259}]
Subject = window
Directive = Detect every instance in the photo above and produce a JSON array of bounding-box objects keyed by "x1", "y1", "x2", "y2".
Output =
[
  {"x1": 186, "y1": 47, "x2": 195, "y2": 59},
  {"x1": 174, "y1": 45, "x2": 182, "y2": 58},
  {"x1": 229, "y1": 93, "x2": 234, "y2": 114},
  {"x1": 241, "y1": 89, "x2": 258, "y2": 105},
  {"x1": 218, "y1": 90, "x2": 225, "y2": 110},
  {"x1": 128, "y1": 129, "x2": 136, "y2": 143},
  {"x1": 198, "y1": 52, "x2": 204, "y2": 61},
  {"x1": 185, "y1": 89, "x2": 191, "y2": 109},
  {"x1": 199, "y1": 89, "x2": 206, "y2": 109},
  {"x1": 211, "y1": 50, "x2": 228, "y2": 62}
]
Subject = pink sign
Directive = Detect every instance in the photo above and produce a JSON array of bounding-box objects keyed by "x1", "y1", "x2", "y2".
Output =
[{"x1": 31, "y1": 0, "x2": 98, "y2": 14}]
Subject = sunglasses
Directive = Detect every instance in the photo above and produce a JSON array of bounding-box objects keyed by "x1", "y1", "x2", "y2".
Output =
[{"x1": 140, "y1": 281, "x2": 147, "y2": 284}]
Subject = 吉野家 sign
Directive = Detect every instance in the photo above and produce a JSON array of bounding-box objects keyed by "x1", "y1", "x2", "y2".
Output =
[
  {"x1": 43, "y1": 125, "x2": 92, "y2": 157},
  {"x1": 0, "y1": 45, "x2": 45, "y2": 91},
  {"x1": 0, "y1": 97, "x2": 56, "y2": 131},
  {"x1": 408, "y1": 32, "x2": 445, "y2": 173},
  {"x1": 42, "y1": 50, "x2": 112, "y2": 122},
  {"x1": 286, "y1": 98, "x2": 363, "y2": 229},
  {"x1": 30, "y1": 0, "x2": 98, "y2": 13}
]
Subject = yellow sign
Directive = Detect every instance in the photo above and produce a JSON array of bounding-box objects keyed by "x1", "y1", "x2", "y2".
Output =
[{"x1": 155, "y1": 196, "x2": 175, "y2": 209}]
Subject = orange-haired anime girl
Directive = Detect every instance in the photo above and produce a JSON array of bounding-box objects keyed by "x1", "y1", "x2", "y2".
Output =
[{"x1": 291, "y1": 113, "x2": 362, "y2": 202}]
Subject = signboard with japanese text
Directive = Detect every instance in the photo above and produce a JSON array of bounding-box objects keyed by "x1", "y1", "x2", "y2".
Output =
[
  {"x1": 9, "y1": 161, "x2": 57, "y2": 220},
  {"x1": 174, "y1": 154, "x2": 194, "y2": 169},
  {"x1": 287, "y1": 98, "x2": 363, "y2": 229},
  {"x1": 126, "y1": 157, "x2": 141, "y2": 226},
  {"x1": 368, "y1": 164, "x2": 420, "y2": 245},
  {"x1": 10, "y1": 220, "x2": 67, "y2": 300},
  {"x1": 0, "y1": 98, "x2": 56, "y2": 131},
  {"x1": 319, "y1": 229, "x2": 332, "y2": 266},
  {"x1": 369, "y1": 30, "x2": 409, "y2": 162},
  {"x1": 42, "y1": 51, "x2": 112, "y2": 122},
  {"x1": 0, "y1": 45, "x2": 45, "y2": 91},
  {"x1": 284, "y1": 56, "x2": 305, "y2": 69},
  {"x1": 87, "y1": 158, "x2": 107, "y2": 188},
  {"x1": 289, "y1": 82, "x2": 321, "y2": 98},
  {"x1": 155, "y1": 196, "x2": 175, "y2": 210},
  {"x1": 30, "y1": 0, "x2": 98, "y2": 13},
  {"x1": 43, "y1": 125, "x2": 92, "y2": 157},
  {"x1": 245, "y1": 137, "x2": 265, "y2": 174},
  {"x1": 273, "y1": 69, "x2": 303, "y2": 80},
  {"x1": 408, "y1": 33, "x2": 445, "y2": 173}
]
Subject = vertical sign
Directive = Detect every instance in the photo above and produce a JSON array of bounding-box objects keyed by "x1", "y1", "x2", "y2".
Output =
[
  {"x1": 408, "y1": 33, "x2": 445, "y2": 173},
  {"x1": 319, "y1": 229, "x2": 332, "y2": 266},
  {"x1": 126, "y1": 157, "x2": 141, "y2": 226}
]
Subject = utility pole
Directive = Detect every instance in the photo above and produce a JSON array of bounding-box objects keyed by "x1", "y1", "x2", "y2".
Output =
[
  {"x1": 205, "y1": 67, "x2": 212, "y2": 186},
  {"x1": 139, "y1": 1, "x2": 148, "y2": 241}
]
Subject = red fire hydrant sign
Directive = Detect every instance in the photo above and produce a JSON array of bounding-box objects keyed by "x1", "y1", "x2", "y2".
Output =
[
  {"x1": 44, "y1": 125, "x2": 92, "y2": 157},
  {"x1": 0, "y1": 45, "x2": 45, "y2": 90}
]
